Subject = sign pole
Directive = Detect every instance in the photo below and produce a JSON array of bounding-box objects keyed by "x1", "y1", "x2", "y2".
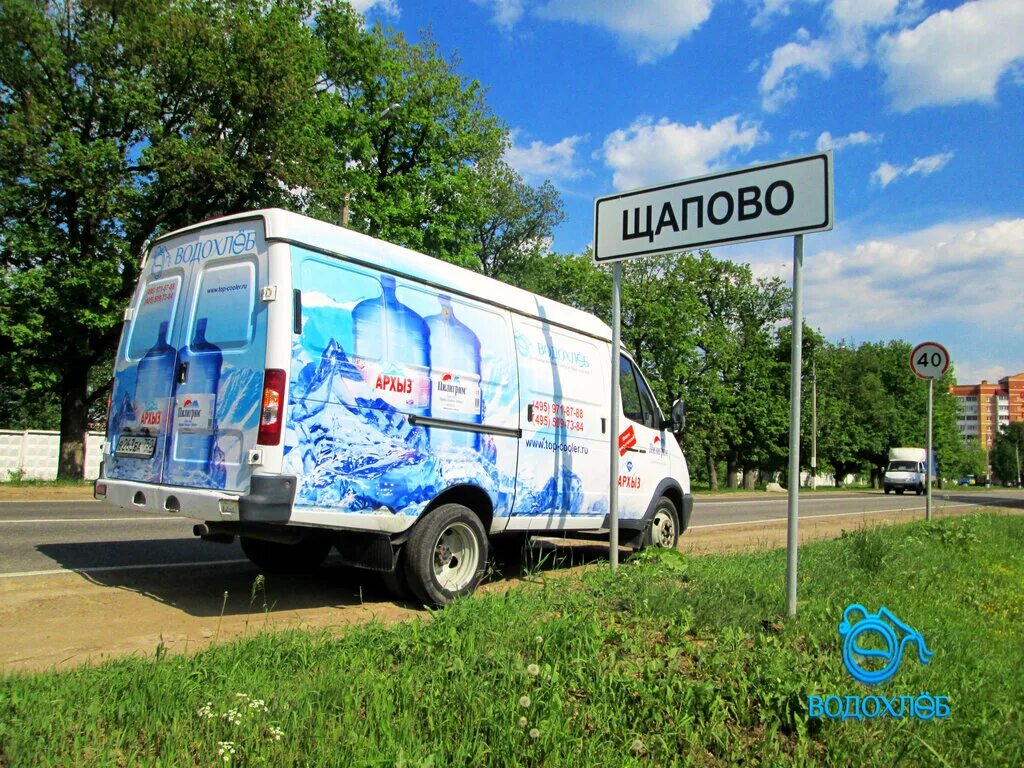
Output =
[
  {"x1": 927, "y1": 378, "x2": 933, "y2": 522},
  {"x1": 609, "y1": 262, "x2": 622, "y2": 569},
  {"x1": 786, "y1": 234, "x2": 804, "y2": 619},
  {"x1": 909, "y1": 341, "x2": 949, "y2": 520}
]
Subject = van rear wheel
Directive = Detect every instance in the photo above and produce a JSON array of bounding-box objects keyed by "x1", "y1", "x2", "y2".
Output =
[
  {"x1": 404, "y1": 503, "x2": 488, "y2": 606},
  {"x1": 644, "y1": 497, "x2": 680, "y2": 549},
  {"x1": 240, "y1": 534, "x2": 332, "y2": 574}
]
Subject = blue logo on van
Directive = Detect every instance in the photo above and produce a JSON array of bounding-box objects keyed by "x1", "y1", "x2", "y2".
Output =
[
  {"x1": 838, "y1": 604, "x2": 933, "y2": 685},
  {"x1": 514, "y1": 332, "x2": 531, "y2": 357},
  {"x1": 150, "y1": 245, "x2": 170, "y2": 277}
]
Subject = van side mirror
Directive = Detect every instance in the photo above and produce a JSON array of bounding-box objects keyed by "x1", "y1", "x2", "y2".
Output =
[{"x1": 670, "y1": 399, "x2": 685, "y2": 433}]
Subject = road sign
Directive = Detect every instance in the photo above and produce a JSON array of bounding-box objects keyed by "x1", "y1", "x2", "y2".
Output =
[
  {"x1": 910, "y1": 342, "x2": 950, "y2": 380},
  {"x1": 593, "y1": 152, "x2": 835, "y2": 619},
  {"x1": 593, "y1": 152, "x2": 833, "y2": 263}
]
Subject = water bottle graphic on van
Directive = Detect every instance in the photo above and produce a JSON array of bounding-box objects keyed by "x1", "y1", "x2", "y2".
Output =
[
  {"x1": 173, "y1": 317, "x2": 223, "y2": 467},
  {"x1": 353, "y1": 274, "x2": 431, "y2": 416},
  {"x1": 426, "y1": 295, "x2": 483, "y2": 451},
  {"x1": 132, "y1": 320, "x2": 175, "y2": 441}
]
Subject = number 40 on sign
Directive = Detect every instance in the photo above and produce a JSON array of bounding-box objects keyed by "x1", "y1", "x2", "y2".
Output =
[{"x1": 910, "y1": 342, "x2": 949, "y2": 380}]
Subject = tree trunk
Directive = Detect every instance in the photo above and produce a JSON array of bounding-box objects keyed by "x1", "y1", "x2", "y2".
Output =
[
  {"x1": 58, "y1": 361, "x2": 90, "y2": 479},
  {"x1": 727, "y1": 456, "x2": 739, "y2": 489},
  {"x1": 707, "y1": 452, "x2": 718, "y2": 491},
  {"x1": 743, "y1": 467, "x2": 758, "y2": 489}
]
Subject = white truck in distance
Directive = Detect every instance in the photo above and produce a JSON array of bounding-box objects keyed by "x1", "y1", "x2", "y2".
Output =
[
  {"x1": 883, "y1": 447, "x2": 933, "y2": 496},
  {"x1": 94, "y1": 209, "x2": 693, "y2": 606}
]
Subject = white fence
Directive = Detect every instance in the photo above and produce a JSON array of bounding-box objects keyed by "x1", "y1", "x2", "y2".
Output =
[{"x1": 0, "y1": 430, "x2": 105, "y2": 481}]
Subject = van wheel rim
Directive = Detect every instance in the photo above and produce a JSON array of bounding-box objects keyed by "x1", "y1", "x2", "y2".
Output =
[
  {"x1": 433, "y1": 522, "x2": 480, "y2": 592},
  {"x1": 652, "y1": 510, "x2": 676, "y2": 547}
]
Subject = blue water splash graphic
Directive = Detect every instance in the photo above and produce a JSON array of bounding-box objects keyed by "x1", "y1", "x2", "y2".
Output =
[{"x1": 282, "y1": 336, "x2": 574, "y2": 519}]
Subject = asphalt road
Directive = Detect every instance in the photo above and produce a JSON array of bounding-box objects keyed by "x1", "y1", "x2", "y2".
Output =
[{"x1": 3, "y1": 489, "x2": 1023, "y2": 578}]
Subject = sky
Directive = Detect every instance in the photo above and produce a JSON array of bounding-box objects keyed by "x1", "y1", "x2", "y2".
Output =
[{"x1": 354, "y1": 0, "x2": 1024, "y2": 386}]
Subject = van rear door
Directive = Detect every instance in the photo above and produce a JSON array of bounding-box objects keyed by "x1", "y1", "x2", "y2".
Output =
[{"x1": 106, "y1": 219, "x2": 269, "y2": 493}]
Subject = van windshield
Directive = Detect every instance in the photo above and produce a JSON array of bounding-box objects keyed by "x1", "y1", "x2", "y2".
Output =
[{"x1": 888, "y1": 461, "x2": 918, "y2": 471}]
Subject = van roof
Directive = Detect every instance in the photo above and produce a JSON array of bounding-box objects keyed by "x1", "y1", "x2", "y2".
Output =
[{"x1": 153, "y1": 208, "x2": 613, "y2": 342}]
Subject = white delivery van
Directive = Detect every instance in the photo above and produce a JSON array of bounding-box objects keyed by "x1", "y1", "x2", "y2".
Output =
[
  {"x1": 96, "y1": 209, "x2": 692, "y2": 605},
  {"x1": 883, "y1": 447, "x2": 933, "y2": 495}
]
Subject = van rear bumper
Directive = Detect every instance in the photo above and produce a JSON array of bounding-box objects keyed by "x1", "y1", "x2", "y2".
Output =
[
  {"x1": 98, "y1": 479, "x2": 242, "y2": 521},
  {"x1": 97, "y1": 477, "x2": 416, "y2": 534}
]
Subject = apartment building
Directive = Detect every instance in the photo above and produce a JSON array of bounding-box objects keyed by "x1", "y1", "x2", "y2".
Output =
[{"x1": 951, "y1": 373, "x2": 1024, "y2": 448}]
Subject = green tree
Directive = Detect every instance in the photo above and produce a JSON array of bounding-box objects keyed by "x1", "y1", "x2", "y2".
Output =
[
  {"x1": 0, "y1": 0, "x2": 339, "y2": 476},
  {"x1": 312, "y1": 17, "x2": 507, "y2": 269},
  {"x1": 812, "y1": 342, "x2": 869, "y2": 484},
  {"x1": 990, "y1": 423, "x2": 1024, "y2": 485},
  {"x1": 469, "y1": 159, "x2": 563, "y2": 279},
  {"x1": 2, "y1": 0, "x2": 546, "y2": 477}
]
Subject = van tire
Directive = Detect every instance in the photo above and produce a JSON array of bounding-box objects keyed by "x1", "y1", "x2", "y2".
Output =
[
  {"x1": 404, "y1": 503, "x2": 488, "y2": 606},
  {"x1": 644, "y1": 497, "x2": 680, "y2": 549},
  {"x1": 239, "y1": 534, "x2": 332, "y2": 574}
]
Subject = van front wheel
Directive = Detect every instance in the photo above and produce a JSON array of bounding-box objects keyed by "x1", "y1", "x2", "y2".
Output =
[
  {"x1": 404, "y1": 503, "x2": 488, "y2": 606},
  {"x1": 644, "y1": 497, "x2": 680, "y2": 549},
  {"x1": 239, "y1": 534, "x2": 332, "y2": 574}
]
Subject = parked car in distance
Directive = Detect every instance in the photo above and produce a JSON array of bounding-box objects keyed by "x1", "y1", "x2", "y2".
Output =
[{"x1": 959, "y1": 475, "x2": 976, "y2": 486}]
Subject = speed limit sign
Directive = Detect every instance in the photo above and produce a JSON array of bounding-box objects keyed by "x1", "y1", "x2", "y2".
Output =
[{"x1": 910, "y1": 342, "x2": 950, "y2": 380}]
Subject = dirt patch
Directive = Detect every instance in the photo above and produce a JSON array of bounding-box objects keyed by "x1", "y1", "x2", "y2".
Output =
[{"x1": 0, "y1": 504, "x2": 1014, "y2": 674}]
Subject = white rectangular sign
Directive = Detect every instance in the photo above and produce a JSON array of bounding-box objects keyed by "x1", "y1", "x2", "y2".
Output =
[{"x1": 594, "y1": 152, "x2": 833, "y2": 263}]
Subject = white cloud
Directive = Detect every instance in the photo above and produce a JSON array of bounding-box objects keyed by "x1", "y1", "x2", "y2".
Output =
[
  {"x1": 535, "y1": 0, "x2": 714, "y2": 63},
  {"x1": 880, "y1": 0, "x2": 1024, "y2": 111},
  {"x1": 472, "y1": 0, "x2": 526, "y2": 31},
  {"x1": 802, "y1": 219, "x2": 1024, "y2": 340},
  {"x1": 871, "y1": 161, "x2": 902, "y2": 187},
  {"x1": 601, "y1": 115, "x2": 767, "y2": 191},
  {"x1": 870, "y1": 152, "x2": 953, "y2": 187},
  {"x1": 815, "y1": 130, "x2": 882, "y2": 152},
  {"x1": 348, "y1": 0, "x2": 400, "y2": 18},
  {"x1": 758, "y1": 0, "x2": 923, "y2": 110},
  {"x1": 505, "y1": 133, "x2": 586, "y2": 183},
  {"x1": 759, "y1": 39, "x2": 833, "y2": 111},
  {"x1": 751, "y1": 0, "x2": 814, "y2": 26}
]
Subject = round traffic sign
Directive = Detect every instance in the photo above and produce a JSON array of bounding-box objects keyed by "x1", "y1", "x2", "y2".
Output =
[{"x1": 910, "y1": 342, "x2": 950, "y2": 380}]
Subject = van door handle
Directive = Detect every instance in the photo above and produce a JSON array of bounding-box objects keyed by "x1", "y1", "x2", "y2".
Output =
[{"x1": 177, "y1": 362, "x2": 188, "y2": 384}]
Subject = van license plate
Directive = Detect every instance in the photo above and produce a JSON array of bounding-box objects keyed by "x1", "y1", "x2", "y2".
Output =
[{"x1": 115, "y1": 435, "x2": 157, "y2": 458}]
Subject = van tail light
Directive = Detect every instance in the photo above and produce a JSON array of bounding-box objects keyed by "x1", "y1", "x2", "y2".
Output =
[
  {"x1": 257, "y1": 369, "x2": 287, "y2": 445},
  {"x1": 105, "y1": 389, "x2": 114, "y2": 434}
]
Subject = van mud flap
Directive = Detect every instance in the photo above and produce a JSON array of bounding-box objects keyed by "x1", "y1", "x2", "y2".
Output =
[{"x1": 334, "y1": 532, "x2": 397, "y2": 572}]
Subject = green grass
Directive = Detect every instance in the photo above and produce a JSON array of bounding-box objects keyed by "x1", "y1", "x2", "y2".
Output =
[
  {"x1": 2, "y1": 513, "x2": 1022, "y2": 767},
  {"x1": 0, "y1": 473, "x2": 91, "y2": 488}
]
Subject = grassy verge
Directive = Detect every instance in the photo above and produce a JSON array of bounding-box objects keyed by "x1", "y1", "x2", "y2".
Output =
[
  {"x1": 0, "y1": 475, "x2": 92, "y2": 488},
  {"x1": 2, "y1": 513, "x2": 1022, "y2": 767}
]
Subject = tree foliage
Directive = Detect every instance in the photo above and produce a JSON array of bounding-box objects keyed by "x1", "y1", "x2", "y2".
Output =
[
  {"x1": 990, "y1": 423, "x2": 1024, "y2": 485},
  {"x1": 0, "y1": 0, "x2": 560, "y2": 474}
]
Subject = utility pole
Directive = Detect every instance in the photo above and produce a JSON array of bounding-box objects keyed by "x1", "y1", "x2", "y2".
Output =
[
  {"x1": 811, "y1": 363, "x2": 817, "y2": 490},
  {"x1": 1016, "y1": 442, "x2": 1021, "y2": 488}
]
